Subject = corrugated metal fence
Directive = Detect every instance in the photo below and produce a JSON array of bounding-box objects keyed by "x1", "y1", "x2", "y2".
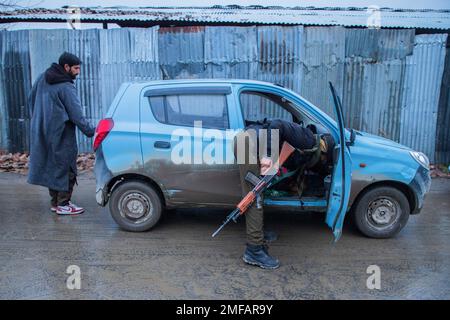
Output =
[
  {"x1": 0, "y1": 27, "x2": 160, "y2": 153},
  {"x1": 437, "y1": 46, "x2": 450, "y2": 163},
  {"x1": 0, "y1": 26, "x2": 449, "y2": 163}
]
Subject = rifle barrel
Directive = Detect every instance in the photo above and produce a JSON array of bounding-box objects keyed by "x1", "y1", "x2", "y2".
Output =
[{"x1": 211, "y1": 208, "x2": 240, "y2": 237}]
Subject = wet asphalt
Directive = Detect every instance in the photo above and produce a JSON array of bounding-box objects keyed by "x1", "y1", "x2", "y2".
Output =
[{"x1": 0, "y1": 172, "x2": 449, "y2": 300}]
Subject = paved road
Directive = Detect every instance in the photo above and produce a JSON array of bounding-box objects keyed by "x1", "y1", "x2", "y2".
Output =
[{"x1": 0, "y1": 172, "x2": 449, "y2": 299}]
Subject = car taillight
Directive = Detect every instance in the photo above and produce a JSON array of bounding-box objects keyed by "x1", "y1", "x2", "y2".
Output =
[{"x1": 93, "y1": 118, "x2": 114, "y2": 151}]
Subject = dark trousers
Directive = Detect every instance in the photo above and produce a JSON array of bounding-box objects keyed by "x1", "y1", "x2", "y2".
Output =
[
  {"x1": 234, "y1": 131, "x2": 265, "y2": 246},
  {"x1": 49, "y1": 169, "x2": 77, "y2": 207}
]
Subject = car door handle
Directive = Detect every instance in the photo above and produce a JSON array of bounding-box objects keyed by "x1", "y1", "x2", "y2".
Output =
[{"x1": 154, "y1": 141, "x2": 171, "y2": 149}]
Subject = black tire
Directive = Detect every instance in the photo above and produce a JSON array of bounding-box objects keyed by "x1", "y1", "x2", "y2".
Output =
[
  {"x1": 353, "y1": 186, "x2": 410, "y2": 239},
  {"x1": 109, "y1": 180, "x2": 162, "y2": 232}
]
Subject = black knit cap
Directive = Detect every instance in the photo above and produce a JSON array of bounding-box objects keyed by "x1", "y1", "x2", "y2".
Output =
[{"x1": 58, "y1": 52, "x2": 82, "y2": 67}]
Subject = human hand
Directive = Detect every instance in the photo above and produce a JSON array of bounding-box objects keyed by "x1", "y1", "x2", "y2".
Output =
[{"x1": 260, "y1": 157, "x2": 277, "y2": 175}]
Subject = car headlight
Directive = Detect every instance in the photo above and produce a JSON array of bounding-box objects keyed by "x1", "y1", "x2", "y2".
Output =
[{"x1": 410, "y1": 151, "x2": 430, "y2": 169}]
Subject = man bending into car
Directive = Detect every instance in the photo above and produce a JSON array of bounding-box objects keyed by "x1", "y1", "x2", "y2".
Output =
[{"x1": 233, "y1": 118, "x2": 317, "y2": 269}]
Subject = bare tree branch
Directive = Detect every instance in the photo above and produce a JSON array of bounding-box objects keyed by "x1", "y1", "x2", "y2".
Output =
[
  {"x1": 0, "y1": 0, "x2": 20, "y2": 8},
  {"x1": 0, "y1": 0, "x2": 44, "y2": 10}
]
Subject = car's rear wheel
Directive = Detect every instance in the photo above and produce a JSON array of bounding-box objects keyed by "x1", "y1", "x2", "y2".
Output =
[
  {"x1": 353, "y1": 186, "x2": 410, "y2": 238},
  {"x1": 109, "y1": 181, "x2": 162, "y2": 232}
]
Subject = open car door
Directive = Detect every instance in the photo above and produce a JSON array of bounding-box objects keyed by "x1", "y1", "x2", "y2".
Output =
[{"x1": 326, "y1": 82, "x2": 352, "y2": 242}]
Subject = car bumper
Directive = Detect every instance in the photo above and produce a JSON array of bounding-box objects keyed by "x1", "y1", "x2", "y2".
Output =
[
  {"x1": 94, "y1": 146, "x2": 113, "y2": 206},
  {"x1": 409, "y1": 165, "x2": 431, "y2": 214}
]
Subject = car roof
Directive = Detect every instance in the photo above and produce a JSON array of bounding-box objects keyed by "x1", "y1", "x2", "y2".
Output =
[{"x1": 123, "y1": 78, "x2": 281, "y2": 88}]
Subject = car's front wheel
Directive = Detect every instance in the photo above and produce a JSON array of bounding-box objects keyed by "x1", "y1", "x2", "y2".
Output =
[
  {"x1": 353, "y1": 186, "x2": 410, "y2": 238},
  {"x1": 109, "y1": 180, "x2": 162, "y2": 232}
]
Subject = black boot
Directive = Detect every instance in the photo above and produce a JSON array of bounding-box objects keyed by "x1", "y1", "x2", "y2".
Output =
[{"x1": 243, "y1": 244, "x2": 280, "y2": 269}]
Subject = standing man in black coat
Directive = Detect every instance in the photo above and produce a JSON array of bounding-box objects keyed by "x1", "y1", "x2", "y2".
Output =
[{"x1": 27, "y1": 52, "x2": 95, "y2": 215}]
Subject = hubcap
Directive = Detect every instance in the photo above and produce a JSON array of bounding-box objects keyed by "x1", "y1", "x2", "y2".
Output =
[
  {"x1": 119, "y1": 191, "x2": 153, "y2": 224},
  {"x1": 366, "y1": 197, "x2": 400, "y2": 229}
]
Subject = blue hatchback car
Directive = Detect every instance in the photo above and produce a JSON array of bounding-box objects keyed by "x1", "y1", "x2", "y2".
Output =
[{"x1": 94, "y1": 79, "x2": 431, "y2": 240}]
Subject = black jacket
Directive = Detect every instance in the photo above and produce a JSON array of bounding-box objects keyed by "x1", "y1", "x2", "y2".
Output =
[{"x1": 266, "y1": 119, "x2": 316, "y2": 169}]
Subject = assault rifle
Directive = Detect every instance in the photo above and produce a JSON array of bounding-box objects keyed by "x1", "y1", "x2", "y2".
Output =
[{"x1": 212, "y1": 141, "x2": 296, "y2": 237}]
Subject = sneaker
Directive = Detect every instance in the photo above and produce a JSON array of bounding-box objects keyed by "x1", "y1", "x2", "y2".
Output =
[
  {"x1": 56, "y1": 204, "x2": 84, "y2": 215},
  {"x1": 68, "y1": 201, "x2": 84, "y2": 212},
  {"x1": 51, "y1": 201, "x2": 82, "y2": 213},
  {"x1": 243, "y1": 244, "x2": 280, "y2": 269}
]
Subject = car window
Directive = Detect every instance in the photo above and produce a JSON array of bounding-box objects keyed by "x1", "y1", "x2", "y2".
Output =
[
  {"x1": 148, "y1": 94, "x2": 229, "y2": 129},
  {"x1": 149, "y1": 96, "x2": 165, "y2": 123},
  {"x1": 239, "y1": 90, "x2": 324, "y2": 130},
  {"x1": 240, "y1": 91, "x2": 293, "y2": 122}
]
